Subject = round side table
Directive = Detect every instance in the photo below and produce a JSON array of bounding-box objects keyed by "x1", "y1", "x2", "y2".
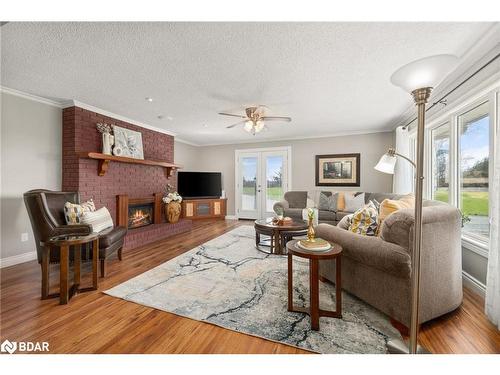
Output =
[
  {"x1": 40, "y1": 233, "x2": 99, "y2": 305},
  {"x1": 286, "y1": 239, "x2": 343, "y2": 331}
]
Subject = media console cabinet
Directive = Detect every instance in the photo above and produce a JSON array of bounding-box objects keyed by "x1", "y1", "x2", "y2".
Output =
[{"x1": 181, "y1": 198, "x2": 227, "y2": 220}]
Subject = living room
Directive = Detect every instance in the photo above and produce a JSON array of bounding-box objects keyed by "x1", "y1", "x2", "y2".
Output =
[{"x1": 1, "y1": 1, "x2": 499, "y2": 373}]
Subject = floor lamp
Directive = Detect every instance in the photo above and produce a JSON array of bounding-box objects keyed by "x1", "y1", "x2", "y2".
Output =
[{"x1": 375, "y1": 54, "x2": 458, "y2": 354}]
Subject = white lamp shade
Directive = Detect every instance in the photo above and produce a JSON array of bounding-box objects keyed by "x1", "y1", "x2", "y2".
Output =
[
  {"x1": 375, "y1": 153, "x2": 397, "y2": 174},
  {"x1": 244, "y1": 120, "x2": 253, "y2": 132},
  {"x1": 390, "y1": 54, "x2": 459, "y2": 93}
]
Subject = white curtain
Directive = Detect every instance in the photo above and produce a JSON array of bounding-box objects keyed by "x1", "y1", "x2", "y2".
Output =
[
  {"x1": 392, "y1": 126, "x2": 413, "y2": 194},
  {"x1": 486, "y1": 129, "x2": 500, "y2": 330}
]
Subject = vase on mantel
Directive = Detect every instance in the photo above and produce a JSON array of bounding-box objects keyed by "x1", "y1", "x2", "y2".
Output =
[
  {"x1": 102, "y1": 132, "x2": 112, "y2": 155},
  {"x1": 165, "y1": 201, "x2": 181, "y2": 224}
]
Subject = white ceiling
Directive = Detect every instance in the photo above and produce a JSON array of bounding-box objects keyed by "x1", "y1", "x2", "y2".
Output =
[{"x1": 0, "y1": 22, "x2": 495, "y2": 145}]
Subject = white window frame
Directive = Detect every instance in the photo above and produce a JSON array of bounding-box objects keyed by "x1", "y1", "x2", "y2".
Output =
[{"x1": 408, "y1": 82, "x2": 500, "y2": 259}]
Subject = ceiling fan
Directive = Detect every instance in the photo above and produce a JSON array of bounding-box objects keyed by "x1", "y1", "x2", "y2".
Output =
[{"x1": 219, "y1": 105, "x2": 291, "y2": 135}]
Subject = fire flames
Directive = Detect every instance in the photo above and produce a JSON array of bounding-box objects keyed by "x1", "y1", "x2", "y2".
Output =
[{"x1": 129, "y1": 208, "x2": 151, "y2": 228}]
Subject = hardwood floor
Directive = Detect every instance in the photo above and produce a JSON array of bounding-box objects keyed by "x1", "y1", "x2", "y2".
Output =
[{"x1": 1, "y1": 219, "x2": 498, "y2": 354}]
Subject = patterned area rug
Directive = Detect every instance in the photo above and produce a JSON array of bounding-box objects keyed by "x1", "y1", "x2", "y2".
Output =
[{"x1": 104, "y1": 225, "x2": 401, "y2": 353}]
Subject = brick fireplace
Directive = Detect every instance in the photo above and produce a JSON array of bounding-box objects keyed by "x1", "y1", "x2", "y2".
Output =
[{"x1": 62, "y1": 105, "x2": 192, "y2": 250}]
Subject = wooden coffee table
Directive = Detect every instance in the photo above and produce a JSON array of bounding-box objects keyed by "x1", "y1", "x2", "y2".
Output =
[
  {"x1": 40, "y1": 233, "x2": 99, "y2": 305},
  {"x1": 287, "y1": 239, "x2": 342, "y2": 330},
  {"x1": 254, "y1": 218, "x2": 308, "y2": 255}
]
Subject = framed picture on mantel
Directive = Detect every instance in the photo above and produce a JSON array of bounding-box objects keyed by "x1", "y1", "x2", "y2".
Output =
[{"x1": 315, "y1": 153, "x2": 360, "y2": 187}]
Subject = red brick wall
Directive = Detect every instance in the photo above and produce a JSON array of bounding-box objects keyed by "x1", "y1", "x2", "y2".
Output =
[{"x1": 62, "y1": 106, "x2": 176, "y2": 223}]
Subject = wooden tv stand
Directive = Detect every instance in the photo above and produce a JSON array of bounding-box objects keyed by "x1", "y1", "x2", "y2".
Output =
[{"x1": 181, "y1": 198, "x2": 227, "y2": 220}]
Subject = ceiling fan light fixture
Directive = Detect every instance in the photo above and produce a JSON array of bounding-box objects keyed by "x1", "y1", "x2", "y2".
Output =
[
  {"x1": 244, "y1": 120, "x2": 254, "y2": 132},
  {"x1": 255, "y1": 120, "x2": 265, "y2": 132}
]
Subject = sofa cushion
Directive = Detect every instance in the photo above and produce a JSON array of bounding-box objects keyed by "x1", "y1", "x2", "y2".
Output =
[
  {"x1": 285, "y1": 191, "x2": 307, "y2": 208},
  {"x1": 64, "y1": 199, "x2": 96, "y2": 224},
  {"x1": 344, "y1": 192, "x2": 365, "y2": 212},
  {"x1": 378, "y1": 194, "x2": 415, "y2": 233},
  {"x1": 81, "y1": 207, "x2": 114, "y2": 233},
  {"x1": 335, "y1": 211, "x2": 351, "y2": 222},
  {"x1": 337, "y1": 213, "x2": 353, "y2": 230},
  {"x1": 348, "y1": 201, "x2": 378, "y2": 236},
  {"x1": 318, "y1": 191, "x2": 338, "y2": 211},
  {"x1": 284, "y1": 208, "x2": 304, "y2": 220},
  {"x1": 98, "y1": 225, "x2": 127, "y2": 248},
  {"x1": 318, "y1": 210, "x2": 336, "y2": 222}
]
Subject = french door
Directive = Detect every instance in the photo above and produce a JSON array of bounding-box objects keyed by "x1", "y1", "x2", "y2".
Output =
[{"x1": 235, "y1": 147, "x2": 291, "y2": 219}]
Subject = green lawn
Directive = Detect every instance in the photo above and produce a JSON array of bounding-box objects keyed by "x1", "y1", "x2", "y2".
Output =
[
  {"x1": 243, "y1": 186, "x2": 283, "y2": 200},
  {"x1": 434, "y1": 189, "x2": 488, "y2": 216}
]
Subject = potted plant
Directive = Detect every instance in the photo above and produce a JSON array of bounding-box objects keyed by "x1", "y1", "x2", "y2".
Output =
[{"x1": 163, "y1": 184, "x2": 183, "y2": 223}]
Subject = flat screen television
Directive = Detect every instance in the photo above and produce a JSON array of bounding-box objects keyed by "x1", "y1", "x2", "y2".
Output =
[{"x1": 177, "y1": 171, "x2": 222, "y2": 199}]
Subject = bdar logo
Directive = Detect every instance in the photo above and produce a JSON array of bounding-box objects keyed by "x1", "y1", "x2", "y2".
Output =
[{"x1": 1, "y1": 339, "x2": 17, "y2": 354}]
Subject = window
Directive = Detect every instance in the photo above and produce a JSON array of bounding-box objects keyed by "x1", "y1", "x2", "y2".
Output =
[
  {"x1": 431, "y1": 123, "x2": 451, "y2": 203},
  {"x1": 458, "y1": 101, "x2": 490, "y2": 240},
  {"x1": 424, "y1": 96, "x2": 494, "y2": 248}
]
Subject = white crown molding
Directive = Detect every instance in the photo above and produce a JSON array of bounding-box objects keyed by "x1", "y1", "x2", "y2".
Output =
[
  {"x1": 0, "y1": 251, "x2": 37, "y2": 269},
  {"x1": 0, "y1": 86, "x2": 62, "y2": 108},
  {"x1": 62, "y1": 99, "x2": 177, "y2": 137},
  {"x1": 197, "y1": 128, "x2": 393, "y2": 147},
  {"x1": 174, "y1": 138, "x2": 200, "y2": 146}
]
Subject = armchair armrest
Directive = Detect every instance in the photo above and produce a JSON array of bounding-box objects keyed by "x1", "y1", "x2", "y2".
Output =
[
  {"x1": 315, "y1": 223, "x2": 410, "y2": 278},
  {"x1": 54, "y1": 224, "x2": 92, "y2": 237},
  {"x1": 273, "y1": 199, "x2": 289, "y2": 214}
]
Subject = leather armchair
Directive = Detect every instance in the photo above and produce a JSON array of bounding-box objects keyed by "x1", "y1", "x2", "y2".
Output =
[{"x1": 24, "y1": 189, "x2": 127, "y2": 279}]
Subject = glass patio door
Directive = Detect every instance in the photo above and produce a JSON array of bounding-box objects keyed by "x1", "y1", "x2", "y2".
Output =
[{"x1": 236, "y1": 148, "x2": 290, "y2": 219}]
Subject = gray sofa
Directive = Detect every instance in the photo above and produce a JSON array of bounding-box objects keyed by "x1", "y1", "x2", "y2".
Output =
[
  {"x1": 316, "y1": 200, "x2": 463, "y2": 326},
  {"x1": 273, "y1": 190, "x2": 402, "y2": 225}
]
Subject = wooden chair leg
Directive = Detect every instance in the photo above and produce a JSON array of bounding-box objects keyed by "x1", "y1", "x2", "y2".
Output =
[
  {"x1": 117, "y1": 247, "x2": 123, "y2": 261},
  {"x1": 100, "y1": 258, "x2": 106, "y2": 278},
  {"x1": 41, "y1": 246, "x2": 50, "y2": 299}
]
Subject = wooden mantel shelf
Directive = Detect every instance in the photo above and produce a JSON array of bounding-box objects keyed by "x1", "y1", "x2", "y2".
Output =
[{"x1": 78, "y1": 152, "x2": 181, "y2": 177}]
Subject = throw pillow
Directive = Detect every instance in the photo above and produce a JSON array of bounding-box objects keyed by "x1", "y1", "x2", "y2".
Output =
[
  {"x1": 378, "y1": 194, "x2": 415, "y2": 233},
  {"x1": 64, "y1": 199, "x2": 96, "y2": 225},
  {"x1": 344, "y1": 192, "x2": 365, "y2": 212},
  {"x1": 306, "y1": 198, "x2": 316, "y2": 208},
  {"x1": 348, "y1": 201, "x2": 379, "y2": 236},
  {"x1": 318, "y1": 191, "x2": 339, "y2": 212},
  {"x1": 318, "y1": 191, "x2": 332, "y2": 211},
  {"x1": 337, "y1": 192, "x2": 345, "y2": 211},
  {"x1": 81, "y1": 207, "x2": 114, "y2": 233}
]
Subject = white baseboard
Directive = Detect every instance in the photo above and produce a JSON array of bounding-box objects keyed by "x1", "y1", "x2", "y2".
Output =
[
  {"x1": 225, "y1": 215, "x2": 237, "y2": 220},
  {"x1": 462, "y1": 270, "x2": 486, "y2": 297},
  {"x1": 0, "y1": 251, "x2": 37, "y2": 269}
]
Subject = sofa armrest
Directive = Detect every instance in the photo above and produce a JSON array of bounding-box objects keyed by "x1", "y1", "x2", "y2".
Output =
[
  {"x1": 273, "y1": 200, "x2": 289, "y2": 214},
  {"x1": 54, "y1": 224, "x2": 92, "y2": 237},
  {"x1": 315, "y1": 223, "x2": 410, "y2": 278}
]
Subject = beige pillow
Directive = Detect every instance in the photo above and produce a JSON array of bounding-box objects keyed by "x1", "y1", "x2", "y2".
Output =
[{"x1": 64, "y1": 199, "x2": 96, "y2": 224}]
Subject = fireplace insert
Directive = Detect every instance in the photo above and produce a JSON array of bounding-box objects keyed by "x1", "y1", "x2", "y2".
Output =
[{"x1": 128, "y1": 203, "x2": 153, "y2": 229}]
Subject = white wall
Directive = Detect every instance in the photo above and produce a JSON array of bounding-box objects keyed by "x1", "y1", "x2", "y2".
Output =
[
  {"x1": 1, "y1": 91, "x2": 62, "y2": 264},
  {"x1": 195, "y1": 132, "x2": 394, "y2": 216},
  {"x1": 174, "y1": 140, "x2": 201, "y2": 171}
]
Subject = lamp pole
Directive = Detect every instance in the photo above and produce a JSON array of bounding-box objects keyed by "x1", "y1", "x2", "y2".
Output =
[{"x1": 409, "y1": 87, "x2": 432, "y2": 353}]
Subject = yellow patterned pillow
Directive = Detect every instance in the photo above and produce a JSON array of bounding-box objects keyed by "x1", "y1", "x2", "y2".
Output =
[{"x1": 348, "y1": 201, "x2": 379, "y2": 236}]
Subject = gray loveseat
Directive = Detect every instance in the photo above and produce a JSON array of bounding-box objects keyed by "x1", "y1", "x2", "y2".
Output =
[
  {"x1": 316, "y1": 200, "x2": 463, "y2": 326},
  {"x1": 273, "y1": 190, "x2": 401, "y2": 225}
]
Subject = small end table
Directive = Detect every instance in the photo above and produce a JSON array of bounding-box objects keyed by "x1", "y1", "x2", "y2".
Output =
[
  {"x1": 40, "y1": 233, "x2": 99, "y2": 305},
  {"x1": 286, "y1": 239, "x2": 342, "y2": 331}
]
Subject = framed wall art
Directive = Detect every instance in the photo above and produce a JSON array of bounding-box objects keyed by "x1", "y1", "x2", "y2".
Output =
[
  {"x1": 315, "y1": 153, "x2": 360, "y2": 187},
  {"x1": 112, "y1": 125, "x2": 144, "y2": 159}
]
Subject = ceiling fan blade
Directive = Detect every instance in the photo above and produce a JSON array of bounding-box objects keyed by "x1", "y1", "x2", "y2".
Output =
[
  {"x1": 226, "y1": 120, "x2": 246, "y2": 129},
  {"x1": 218, "y1": 112, "x2": 247, "y2": 119},
  {"x1": 261, "y1": 116, "x2": 292, "y2": 122}
]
